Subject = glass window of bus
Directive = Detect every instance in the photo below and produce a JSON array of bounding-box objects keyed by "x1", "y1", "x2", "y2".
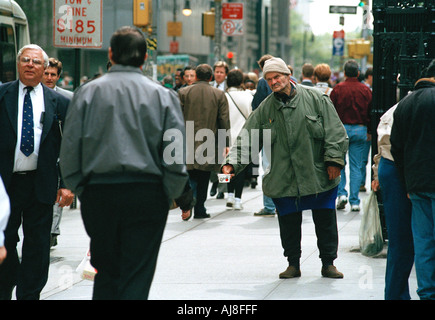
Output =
[
  {"x1": 0, "y1": 24, "x2": 16, "y2": 83},
  {"x1": 15, "y1": 23, "x2": 28, "y2": 50}
]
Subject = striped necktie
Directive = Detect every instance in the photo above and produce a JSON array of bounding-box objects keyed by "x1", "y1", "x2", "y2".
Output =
[{"x1": 20, "y1": 86, "x2": 34, "y2": 157}]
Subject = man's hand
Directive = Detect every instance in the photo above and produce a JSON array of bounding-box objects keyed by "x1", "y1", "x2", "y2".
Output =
[
  {"x1": 0, "y1": 246, "x2": 6, "y2": 265},
  {"x1": 221, "y1": 164, "x2": 235, "y2": 178},
  {"x1": 327, "y1": 166, "x2": 341, "y2": 181},
  {"x1": 371, "y1": 179, "x2": 380, "y2": 192},
  {"x1": 56, "y1": 188, "x2": 75, "y2": 207}
]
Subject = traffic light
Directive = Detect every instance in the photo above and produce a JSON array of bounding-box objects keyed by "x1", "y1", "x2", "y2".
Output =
[
  {"x1": 227, "y1": 51, "x2": 234, "y2": 66},
  {"x1": 347, "y1": 39, "x2": 371, "y2": 58},
  {"x1": 358, "y1": 0, "x2": 368, "y2": 7},
  {"x1": 133, "y1": 0, "x2": 152, "y2": 27},
  {"x1": 202, "y1": 9, "x2": 215, "y2": 37}
]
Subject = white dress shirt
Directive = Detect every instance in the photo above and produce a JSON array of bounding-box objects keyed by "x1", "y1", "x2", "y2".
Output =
[
  {"x1": 13, "y1": 81, "x2": 45, "y2": 172},
  {"x1": 0, "y1": 176, "x2": 10, "y2": 247}
]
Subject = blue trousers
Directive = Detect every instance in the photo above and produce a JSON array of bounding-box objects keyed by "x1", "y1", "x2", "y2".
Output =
[
  {"x1": 409, "y1": 192, "x2": 435, "y2": 300},
  {"x1": 261, "y1": 149, "x2": 275, "y2": 213},
  {"x1": 378, "y1": 157, "x2": 414, "y2": 300},
  {"x1": 338, "y1": 124, "x2": 367, "y2": 205}
]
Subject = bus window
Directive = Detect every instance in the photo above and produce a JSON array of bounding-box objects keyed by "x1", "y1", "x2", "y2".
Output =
[
  {"x1": 0, "y1": 24, "x2": 16, "y2": 83},
  {"x1": 15, "y1": 23, "x2": 29, "y2": 51}
]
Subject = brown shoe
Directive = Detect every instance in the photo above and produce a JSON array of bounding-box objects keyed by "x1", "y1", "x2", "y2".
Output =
[
  {"x1": 279, "y1": 266, "x2": 301, "y2": 279},
  {"x1": 321, "y1": 265, "x2": 344, "y2": 279}
]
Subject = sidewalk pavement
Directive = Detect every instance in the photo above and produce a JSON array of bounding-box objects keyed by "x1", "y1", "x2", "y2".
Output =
[{"x1": 36, "y1": 179, "x2": 418, "y2": 301}]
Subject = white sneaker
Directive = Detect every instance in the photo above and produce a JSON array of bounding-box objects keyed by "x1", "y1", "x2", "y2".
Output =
[
  {"x1": 336, "y1": 195, "x2": 348, "y2": 210},
  {"x1": 351, "y1": 204, "x2": 360, "y2": 212},
  {"x1": 226, "y1": 193, "x2": 235, "y2": 208},
  {"x1": 234, "y1": 198, "x2": 243, "y2": 210}
]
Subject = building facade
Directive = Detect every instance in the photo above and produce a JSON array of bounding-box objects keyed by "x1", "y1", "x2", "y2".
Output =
[{"x1": 16, "y1": 0, "x2": 291, "y2": 84}]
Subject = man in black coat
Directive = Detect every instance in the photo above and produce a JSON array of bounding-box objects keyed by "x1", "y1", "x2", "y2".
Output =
[
  {"x1": 0, "y1": 44, "x2": 72, "y2": 300},
  {"x1": 390, "y1": 59, "x2": 435, "y2": 300}
]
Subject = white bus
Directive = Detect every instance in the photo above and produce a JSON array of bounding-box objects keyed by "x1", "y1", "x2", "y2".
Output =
[{"x1": 0, "y1": 0, "x2": 30, "y2": 83}]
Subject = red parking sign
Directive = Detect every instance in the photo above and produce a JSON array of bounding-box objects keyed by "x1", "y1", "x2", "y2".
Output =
[
  {"x1": 53, "y1": 0, "x2": 103, "y2": 48},
  {"x1": 221, "y1": 3, "x2": 243, "y2": 36},
  {"x1": 222, "y1": 3, "x2": 243, "y2": 20}
]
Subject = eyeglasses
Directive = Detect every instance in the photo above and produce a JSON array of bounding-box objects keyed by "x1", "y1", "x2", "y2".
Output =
[{"x1": 20, "y1": 57, "x2": 44, "y2": 66}]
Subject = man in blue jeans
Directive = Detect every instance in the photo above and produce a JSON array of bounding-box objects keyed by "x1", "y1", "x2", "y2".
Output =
[
  {"x1": 330, "y1": 60, "x2": 372, "y2": 211},
  {"x1": 390, "y1": 59, "x2": 435, "y2": 300}
]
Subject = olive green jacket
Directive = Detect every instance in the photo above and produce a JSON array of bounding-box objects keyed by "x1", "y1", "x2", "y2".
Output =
[{"x1": 225, "y1": 84, "x2": 348, "y2": 199}]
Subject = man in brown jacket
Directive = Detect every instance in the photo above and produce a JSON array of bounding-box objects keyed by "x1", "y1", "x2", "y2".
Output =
[{"x1": 178, "y1": 64, "x2": 230, "y2": 219}]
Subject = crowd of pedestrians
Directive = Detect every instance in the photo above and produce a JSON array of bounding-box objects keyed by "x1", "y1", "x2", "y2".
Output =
[{"x1": 0, "y1": 25, "x2": 434, "y2": 300}]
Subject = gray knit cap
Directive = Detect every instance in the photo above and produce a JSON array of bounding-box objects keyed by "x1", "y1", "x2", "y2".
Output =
[{"x1": 263, "y1": 57, "x2": 290, "y2": 77}]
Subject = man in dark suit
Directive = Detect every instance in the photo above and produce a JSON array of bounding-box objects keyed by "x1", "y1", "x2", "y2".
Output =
[{"x1": 0, "y1": 44, "x2": 72, "y2": 300}]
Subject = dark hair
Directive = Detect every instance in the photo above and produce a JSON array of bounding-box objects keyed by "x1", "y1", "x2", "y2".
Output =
[
  {"x1": 227, "y1": 69, "x2": 244, "y2": 88},
  {"x1": 48, "y1": 57, "x2": 63, "y2": 76},
  {"x1": 183, "y1": 65, "x2": 195, "y2": 72},
  {"x1": 195, "y1": 64, "x2": 213, "y2": 81},
  {"x1": 110, "y1": 26, "x2": 147, "y2": 67},
  {"x1": 344, "y1": 60, "x2": 359, "y2": 78},
  {"x1": 364, "y1": 67, "x2": 373, "y2": 79},
  {"x1": 302, "y1": 63, "x2": 314, "y2": 77}
]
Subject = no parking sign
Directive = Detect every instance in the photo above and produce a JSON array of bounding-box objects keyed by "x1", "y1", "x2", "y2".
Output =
[
  {"x1": 222, "y1": 3, "x2": 243, "y2": 36},
  {"x1": 53, "y1": 0, "x2": 103, "y2": 48}
]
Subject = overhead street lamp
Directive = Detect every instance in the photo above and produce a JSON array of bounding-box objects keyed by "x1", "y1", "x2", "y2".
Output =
[{"x1": 182, "y1": 0, "x2": 192, "y2": 16}]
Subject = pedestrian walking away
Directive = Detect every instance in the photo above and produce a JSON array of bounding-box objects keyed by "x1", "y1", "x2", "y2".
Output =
[
  {"x1": 222, "y1": 57, "x2": 348, "y2": 279},
  {"x1": 300, "y1": 63, "x2": 315, "y2": 87},
  {"x1": 390, "y1": 59, "x2": 435, "y2": 300},
  {"x1": 330, "y1": 59, "x2": 372, "y2": 212},
  {"x1": 372, "y1": 102, "x2": 414, "y2": 300},
  {"x1": 60, "y1": 26, "x2": 189, "y2": 300},
  {"x1": 314, "y1": 63, "x2": 332, "y2": 96}
]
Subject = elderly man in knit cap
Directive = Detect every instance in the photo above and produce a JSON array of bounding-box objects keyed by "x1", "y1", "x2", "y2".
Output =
[{"x1": 222, "y1": 57, "x2": 348, "y2": 279}]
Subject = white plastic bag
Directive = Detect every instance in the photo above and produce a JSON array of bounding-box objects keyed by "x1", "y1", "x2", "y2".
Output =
[
  {"x1": 359, "y1": 191, "x2": 384, "y2": 256},
  {"x1": 76, "y1": 249, "x2": 97, "y2": 281}
]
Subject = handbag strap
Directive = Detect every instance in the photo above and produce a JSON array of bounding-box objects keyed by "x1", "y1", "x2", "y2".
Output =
[{"x1": 227, "y1": 92, "x2": 248, "y2": 120}]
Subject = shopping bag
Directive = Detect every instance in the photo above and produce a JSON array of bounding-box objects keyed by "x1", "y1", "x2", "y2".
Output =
[
  {"x1": 359, "y1": 191, "x2": 384, "y2": 257},
  {"x1": 76, "y1": 249, "x2": 97, "y2": 281}
]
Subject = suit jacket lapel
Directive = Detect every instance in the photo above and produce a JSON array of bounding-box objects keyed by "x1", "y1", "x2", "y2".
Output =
[
  {"x1": 41, "y1": 85, "x2": 56, "y2": 143},
  {"x1": 2, "y1": 80, "x2": 19, "y2": 137}
]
